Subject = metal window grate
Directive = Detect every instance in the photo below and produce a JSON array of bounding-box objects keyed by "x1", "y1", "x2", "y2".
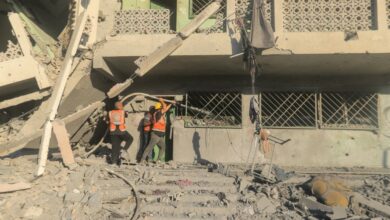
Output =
[
  {"x1": 184, "y1": 92, "x2": 242, "y2": 128},
  {"x1": 191, "y1": 0, "x2": 213, "y2": 15},
  {"x1": 191, "y1": 0, "x2": 226, "y2": 16},
  {"x1": 261, "y1": 92, "x2": 317, "y2": 128},
  {"x1": 319, "y1": 93, "x2": 378, "y2": 130}
]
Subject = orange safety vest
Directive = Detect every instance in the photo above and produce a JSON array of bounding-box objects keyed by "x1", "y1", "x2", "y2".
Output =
[
  {"x1": 152, "y1": 111, "x2": 166, "y2": 132},
  {"x1": 109, "y1": 110, "x2": 126, "y2": 132}
]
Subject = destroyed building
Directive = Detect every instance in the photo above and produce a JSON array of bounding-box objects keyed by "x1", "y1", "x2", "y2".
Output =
[
  {"x1": 1, "y1": 0, "x2": 390, "y2": 219},
  {"x1": 0, "y1": 0, "x2": 390, "y2": 167},
  {"x1": 1, "y1": 0, "x2": 390, "y2": 167}
]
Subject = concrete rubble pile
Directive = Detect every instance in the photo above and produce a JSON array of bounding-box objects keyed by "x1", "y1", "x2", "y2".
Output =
[
  {"x1": 0, "y1": 152, "x2": 137, "y2": 219},
  {"x1": 1, "y1": 150, "x2": 390, "y2": 219}
]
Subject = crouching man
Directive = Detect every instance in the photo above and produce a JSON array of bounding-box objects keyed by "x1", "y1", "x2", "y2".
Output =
[{"x1": 108, "y1": 101, "x2": 133, "y2": 165}]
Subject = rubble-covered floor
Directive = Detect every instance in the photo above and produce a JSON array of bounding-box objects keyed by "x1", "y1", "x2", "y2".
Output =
[{"x1": 0, "y1": 151, "x2": 389, "y2": 220}]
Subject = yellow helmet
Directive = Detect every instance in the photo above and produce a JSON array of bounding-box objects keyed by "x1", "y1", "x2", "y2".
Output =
[{"x1": 155, "y1": 102, "x2": 162, "y2": 110}]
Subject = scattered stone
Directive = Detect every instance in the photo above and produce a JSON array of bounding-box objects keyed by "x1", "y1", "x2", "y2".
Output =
[
  {"x1": 256, "y1": 196, "x2": 277, "y2": 214},
  {"x1": 187, "y1": 212, "x2": 196, "y2": 217},
  {"x1": 243, "y1": 205, "x2": 255, "y2": 215},
  {"x1": 64, "y1": 191, "x2": 84, "y2": 203},
  {"x1": 176, "y1": 179, "x2": 192, "y2": 188},
  {"x1": 87, "y1": 192, "x2": 103, "y2": 214},
  {"x1": 299, "y1": 197, "x2": 333, "y2": 217},
  {"x1": 23, "y1": 206, "x2": 43, "y2": 219},
  {"x1": 327, "y1": 206, "x2": 348, "y2": 220}
]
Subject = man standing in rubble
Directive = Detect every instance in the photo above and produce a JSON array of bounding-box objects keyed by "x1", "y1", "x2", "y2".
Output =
[
  {"x1": 108, "y1": 101, "x2": 133, "y2": 165},
  {"x1": 140, "y1": 106, "x2": 155, "y2": 161},
  {"x1": 141, "y1": 98, "x2": 174, "y2": 163}
]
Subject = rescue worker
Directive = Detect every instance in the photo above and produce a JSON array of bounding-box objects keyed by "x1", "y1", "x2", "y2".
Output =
[
  {"x1": 108, "y1": 101, "x2": 133, "y2": 165},
  {"x1": 141, "y1": 98, "x2": 174, "y2": 163},
  {"x1": 141, "y1": 106, "x2": 155, "y2": 161}
]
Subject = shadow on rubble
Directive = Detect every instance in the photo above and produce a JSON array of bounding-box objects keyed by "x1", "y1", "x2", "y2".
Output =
[
  {"x1": 1, "y1": 148, "x2": 57, "y2": 160},
  {"x1": 136, "y1": 118, "x2": 145, "y2": 162},
  {"x1": 192, "y1": 131, "x2": 212, "y2": 166}
]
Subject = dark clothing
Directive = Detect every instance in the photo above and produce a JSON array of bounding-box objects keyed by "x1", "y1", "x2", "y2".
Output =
[
  {"x1": 141, "y1": 131, "x2": 166, "y2": 162},
  {"x1": 110, "y1": 131, "x2": 132, "y2": 164},
  {"x1": 154, "y1": 111, "x2": 163, "y2": 122},
  {"x1": 153, "y1": 130, "x2": 165, "y2": 137},
  {"x1": 143, "y1": 112, "x2": 153, "y2": 131},
  {"x1": 142, "y1": 132, "x2": 153, "y2": 160}
]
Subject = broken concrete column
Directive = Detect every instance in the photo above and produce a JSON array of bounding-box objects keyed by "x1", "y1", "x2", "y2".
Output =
[
  {"x1": 36, "y1": 9, "x2": 89, "y2": 176},
  {"x1": 52, "y1": 119, "x2": 76, "y2": 168}
]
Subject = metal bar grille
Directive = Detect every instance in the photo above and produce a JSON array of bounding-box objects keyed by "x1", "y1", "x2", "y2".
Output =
[
  {"x1": 184, "y1": 92, "x2": 242, "y2": 128},
  {"x1": 192, "y1": 0, "x2": 212, "y2": 15},
  {"x1": 195, "y1": 0, "x2": 228, "y2": 33},
  {"x1": 319, "y1": 93, "x2": 378, "y2": 130},
  {"x1": 261, "y1": 92, "x2": 317, "y2": 128},
  {"x1": 191, "y1": 0, "x2": 226, "y2": 16}
]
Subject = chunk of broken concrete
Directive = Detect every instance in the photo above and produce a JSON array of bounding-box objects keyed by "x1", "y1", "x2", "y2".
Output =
[
  {"x1": 64, "y1": 191, "x2": 84, "y2": 203},
  {"x1": 87, "y1": 192, "x2": 103, "y2": 214},
  {"x1": 299, "y1": 197, "x2": 333, "y2": 217},
  {"x1": 23, "y1": 206, "x2": 43, "y2": 219},
  {"x1": 327, "y1": 206, "x2": 348, "y2": 220},
  {"x1": 256, "y1": 196, "x2": 277, "y2": 214}
]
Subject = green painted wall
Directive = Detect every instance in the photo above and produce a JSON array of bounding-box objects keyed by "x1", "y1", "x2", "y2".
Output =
[
  {"x1": 122, "y1": 0, "x2": 150, "y2": 9},
  {"x1": 150, "y1": 1, "x2": 165, "y2": 9},
  {"x1": 176, "y1": 0, "x2": 217, "y2": 31}
]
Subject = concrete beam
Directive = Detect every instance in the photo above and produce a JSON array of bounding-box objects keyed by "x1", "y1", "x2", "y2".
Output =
[
  {"x1": 179, "y1": 1, "x2": 221, "y2": 37},
  {"x1": 9, "y1": 2, "x2": 56, "y2": 59},
  {"x1": 135, "y1": 36, "x2": 183, "y2": 76},
  {"x1": 99, "y1": 30, "x2": 390, "y2": 57},
  {"x1": 52, "y1": 119, "x2": 76, "y2": 168},
  {"x1": 93, "y1": 55, "x2": 122, "y2": 82},
  {"x1": 0, "y1": 56, "x2": 48, "y2": 90},
  {"x1": 0, "y1": 90, "x2": 50, "y2": 110},
  {"x1": 36, "y1": 10, "x2": 89, "y2": 176},
  {"x1": 8, "y1": 12, "x2": 31, "y2": 55},
  {"x1": 98, "y1": 33, "x2": 233, "y2": 58},
  {"x1": 0, "y1": 13, "x2": 50, "y2": 92}
]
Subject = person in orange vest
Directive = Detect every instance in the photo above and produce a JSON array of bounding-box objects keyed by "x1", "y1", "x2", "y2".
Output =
[
  {"x1": 140, "y1": 106, "x2": 155, "y2": 161},
  {"x1": 108, "y1": 101, "x2": 133, "y2": 165},
  {"x1": 141, "y1": 98, "x2": 174, "y2": 163}
]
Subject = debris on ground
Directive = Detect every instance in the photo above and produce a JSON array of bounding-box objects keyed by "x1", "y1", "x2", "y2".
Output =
[{"x1": 1, "y1": 151, "x2": 390, "y2": 219}]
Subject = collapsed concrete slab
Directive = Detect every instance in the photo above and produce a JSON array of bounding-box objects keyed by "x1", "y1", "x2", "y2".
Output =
[
  {"x1": 0, "y1": 101, "x2": 105, "y2": 157},
  {"x1": 0, "y1": 13, "x2": 50, "y2": 102}
]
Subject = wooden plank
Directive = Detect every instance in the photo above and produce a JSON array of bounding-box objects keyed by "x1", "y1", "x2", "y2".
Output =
[
  {"x1": 52, "y1": 119, "x2": 76, "y2": 167},
  {"x1": 0, "y1": 182, "x2": 31, "y2": 193}
]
